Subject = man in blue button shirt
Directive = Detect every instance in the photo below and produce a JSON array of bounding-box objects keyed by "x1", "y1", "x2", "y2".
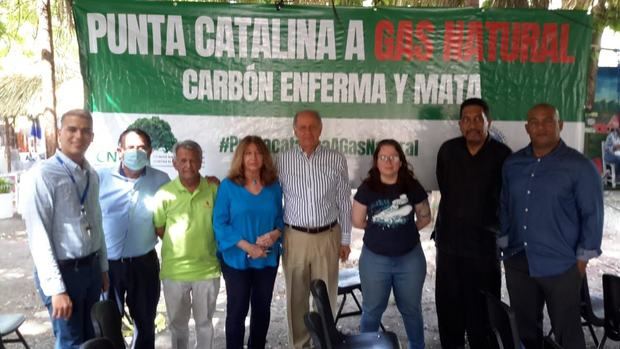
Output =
[
  {"x1": 499, "y1": 103, "x2": 603, "y2": 349},
  {"x1": 24, "y1": 109, "x2": 109, "y2": 349},
  {"x1": 99, "y1": 128, "x2": 170, "y2": 349}
]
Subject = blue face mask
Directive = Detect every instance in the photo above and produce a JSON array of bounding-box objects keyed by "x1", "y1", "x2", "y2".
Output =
[{"x1": 122, "y1": 149, "x2": 149, "y2": 171}]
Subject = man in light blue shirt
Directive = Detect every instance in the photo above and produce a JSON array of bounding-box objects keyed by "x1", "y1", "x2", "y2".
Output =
[
  {"x1": 23, "y1": 109, "x2": 109, "y2": 349},
  {"x1": 99, "y1": 128, "x2": 169, "y2": 349}
]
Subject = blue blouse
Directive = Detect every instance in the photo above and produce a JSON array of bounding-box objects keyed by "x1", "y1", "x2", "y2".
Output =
[{"x1": 213, "y1": 178, "x2": 284, "y2": 270}]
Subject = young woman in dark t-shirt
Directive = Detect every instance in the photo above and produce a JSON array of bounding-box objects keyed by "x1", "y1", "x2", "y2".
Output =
[{"x1": 352, "y1": 139, "x2": 432, "y2": 349}]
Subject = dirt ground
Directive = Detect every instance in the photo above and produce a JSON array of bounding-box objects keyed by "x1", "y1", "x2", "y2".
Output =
[{"x1": 1, "y1": 191, "x2": 619, "y2": 348}]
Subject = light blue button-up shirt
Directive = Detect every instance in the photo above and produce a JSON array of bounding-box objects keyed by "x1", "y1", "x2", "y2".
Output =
[
  {"x1": 98, "y1": 165, "x2": 169, "y2": 260},
  {"x1": 23, "y1": 150, "x2": 108, "y2": 296}
]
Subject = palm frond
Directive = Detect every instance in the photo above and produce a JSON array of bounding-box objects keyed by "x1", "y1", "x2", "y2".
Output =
[{"x1": 0, "y1": 74, "x2": 43, "y2": 118}]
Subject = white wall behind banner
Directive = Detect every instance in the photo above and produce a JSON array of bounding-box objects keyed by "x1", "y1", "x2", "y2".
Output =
[{"x1": 87, "y1": 113, "x2": 584, "y2": 190}]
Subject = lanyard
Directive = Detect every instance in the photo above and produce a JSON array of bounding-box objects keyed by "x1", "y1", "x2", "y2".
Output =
[{"x1": 55, "y1": 156, "x2": 90, "y2": 208}]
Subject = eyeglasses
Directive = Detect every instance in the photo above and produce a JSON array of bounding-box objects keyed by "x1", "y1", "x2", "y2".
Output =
[{"x1": 378, "y1": 155, "x2": 400, "y2": 162}]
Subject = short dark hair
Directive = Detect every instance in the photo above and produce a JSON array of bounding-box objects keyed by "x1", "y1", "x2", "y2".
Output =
[
  {"x1": 528, "y1": 103, "x2": 560, "y2": 121},
  {"x1": 61, "y1": 109, "x2": 92, "y2": 126},
  {"x1": 459, "y1": 98, "x2": 489, "y2": 120},
  {"x1": 117, "y1": 128, "x2": 152, "y2": 149}
]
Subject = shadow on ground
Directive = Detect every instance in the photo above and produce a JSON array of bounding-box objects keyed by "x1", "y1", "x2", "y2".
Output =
[{"x1": 1, "y1": 191, "x2": 619, "y2": 348}]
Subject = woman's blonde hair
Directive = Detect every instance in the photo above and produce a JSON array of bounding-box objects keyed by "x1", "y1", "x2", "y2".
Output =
[{"x1": 228, "y1": 135, "x2": 278, "y2": 186}]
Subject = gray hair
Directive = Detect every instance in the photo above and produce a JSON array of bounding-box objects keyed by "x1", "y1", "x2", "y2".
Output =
[
  {"x1": 293, "y1": 109, "x2": 322, "y2": 128},
  {"x1": 172, "y1": 140, "x2": 203, "y2": 160}
]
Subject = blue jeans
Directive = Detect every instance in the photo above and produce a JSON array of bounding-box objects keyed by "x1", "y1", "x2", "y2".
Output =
[
  {"x1": 359, "y1": 244, "x2": 426, "y2": 349},
  {"x1": 35, "y1": 258, "x2": 102, "y2": 349},
  {"x1": 221, "y1": 261, "x2": 278, "y2": 349},
  {"x1": 605, "y1": 151, "x2": 620, "y2": 175}
]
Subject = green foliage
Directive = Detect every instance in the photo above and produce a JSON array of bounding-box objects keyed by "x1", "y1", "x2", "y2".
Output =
[
  {"x1": 0, "y1": 0, "x2": 38, "y2": 59},
  {"x1": 0, "y1": 177, "x2": 14, "y2": 194},
  {"x1": 604, "y1": 0, "x2": 620, "y2": 31},
  {"x1": 0, "y1": 0, "x2": 79, "y2": 77},
  {"x1": 129, "y1": 117, "x2": 177, "y2": 152},
  {"x1": 154, "y1": 313, "x2": 167, "y2": 333},
  {"x1": 120, "y1": 310, "x2": 167, "y2": 340}
]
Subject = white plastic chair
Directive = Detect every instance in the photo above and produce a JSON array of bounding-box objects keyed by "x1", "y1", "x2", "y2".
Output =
[{"x1": 0, "y1": 313, "x2": 29, "y2": 348}]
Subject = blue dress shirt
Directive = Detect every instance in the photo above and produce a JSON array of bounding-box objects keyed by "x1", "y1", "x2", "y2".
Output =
[
  {"x1": 213, "y1": 178, "x2": 284, "y2": 270},
  {"x1": 499, "y1": 140, "x2": 603, "y2": 277},
  {"x1": 98, "y1": 165, "x2": 170, "y2": 260},
  {"x1": 23, "y1": 150, "x2": 108, "y2": 296}
]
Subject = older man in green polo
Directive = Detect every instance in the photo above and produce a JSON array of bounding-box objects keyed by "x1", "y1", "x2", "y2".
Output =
[{"x1": 154, "y1": 140, "x2": 220, "y2": 349}]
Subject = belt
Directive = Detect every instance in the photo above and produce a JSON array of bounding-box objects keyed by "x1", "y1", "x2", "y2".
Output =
[
  {"x1": 111, "y1": 249, "x2": 157, "y2": 264},
  {"x1": 287, "y1": 221, "x2": 337, "y2": 234},
  {"x1": 57, "y1": 253, "x2": 98, "y2": 269}
]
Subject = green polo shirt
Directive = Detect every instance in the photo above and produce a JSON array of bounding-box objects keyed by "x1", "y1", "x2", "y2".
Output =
[{"x1": 153, "y1": 177, "x2": 220, "y2": 281}]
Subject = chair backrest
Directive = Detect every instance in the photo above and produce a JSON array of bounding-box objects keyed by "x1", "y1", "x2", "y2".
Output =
[
  {"x1": 90, "y1": 300, "x2": 126, "y2": 349},
  {"x1": 484, "y1": 291, "x2": 521, "y2": 349},
  {"x1": 310, "y1": 279, "x2": 343, "y2": 346},
  {"x1": 602, "y1": 274, "x2": 620, "y2": 341},
  {"x1": 80, "y1": 337, "x2": 115, "y2": 349},
  {"x1": 304, "y1": 312, "x2": 327, "y2": 349},
  {"x1": 580, "y1": 276, "x2": 604, "y2": 327}
]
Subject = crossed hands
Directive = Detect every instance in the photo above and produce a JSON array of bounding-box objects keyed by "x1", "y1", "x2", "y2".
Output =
[{"x1": 241, "y1": 229, "x2": 282, "y2": 259}]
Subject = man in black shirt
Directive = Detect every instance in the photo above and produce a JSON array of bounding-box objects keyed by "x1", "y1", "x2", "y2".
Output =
[{"x1": 434, "y1": 98, "x2": 512, "y2": 349}]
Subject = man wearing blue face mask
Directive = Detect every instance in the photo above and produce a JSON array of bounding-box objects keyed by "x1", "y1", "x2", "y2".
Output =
[{"x1": 98, "y1": 128, "x2": 170, "y2": 349}]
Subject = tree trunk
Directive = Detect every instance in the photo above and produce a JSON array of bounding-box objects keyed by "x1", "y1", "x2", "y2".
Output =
[
  {"x1": 37, "y1": 0, "x2": 58, "y2": 158},
  {"x1": 4, "y1": 117, "x2": 11, "y2": 173},
  {"x1": 586, "y1": 0, "x2": 607, "y2": 110}
]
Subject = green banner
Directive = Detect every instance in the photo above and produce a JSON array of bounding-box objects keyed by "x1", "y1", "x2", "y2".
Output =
[{"x1": 73, "y1": 0, "x2": 591, "y2": 121}]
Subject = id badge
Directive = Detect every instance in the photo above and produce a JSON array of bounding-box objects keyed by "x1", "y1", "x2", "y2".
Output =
[{"x1": 80, "y1": 208, "x2": 92, "y2": 237}]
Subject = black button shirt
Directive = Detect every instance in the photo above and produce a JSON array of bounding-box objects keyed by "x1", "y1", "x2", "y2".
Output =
[{"x1": 434, "y1": 136, "x2": 512, "y2": 258}]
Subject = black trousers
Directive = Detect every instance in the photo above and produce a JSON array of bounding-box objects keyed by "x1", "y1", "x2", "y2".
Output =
[
  {"x1": 108, "y1": 250, "x2": 160, "y2": 349},
  {"x1": 435, "y1": 250, "x2": 501, "y2": 349},
  {"x1": 221, "y1": 261, "x2": 278, "y2": 349},
  {"x1": 504, "y1": 252, "x2": 584, "y2": 349}
]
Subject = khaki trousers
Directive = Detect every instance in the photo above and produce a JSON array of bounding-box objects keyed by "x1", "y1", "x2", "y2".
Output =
[
  {"x1": 283, "y1": 225, "x2": 341, "y2": 349},
  {"x1": 162, "y1": 278, "x2": 220, "y2": 349}
]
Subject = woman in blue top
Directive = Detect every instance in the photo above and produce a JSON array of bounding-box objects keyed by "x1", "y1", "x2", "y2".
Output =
[
  {"x1": 213, "y1": 135, "x2": 284, "y2": 349},
  {"x1": 352, "y1": 139, "x2": 432, "y2": 349}
]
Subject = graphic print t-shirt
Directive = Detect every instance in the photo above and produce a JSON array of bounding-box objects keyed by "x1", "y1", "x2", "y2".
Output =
[{"x1": 354, "y1": 180, "x2": 427, "y2": 256}]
